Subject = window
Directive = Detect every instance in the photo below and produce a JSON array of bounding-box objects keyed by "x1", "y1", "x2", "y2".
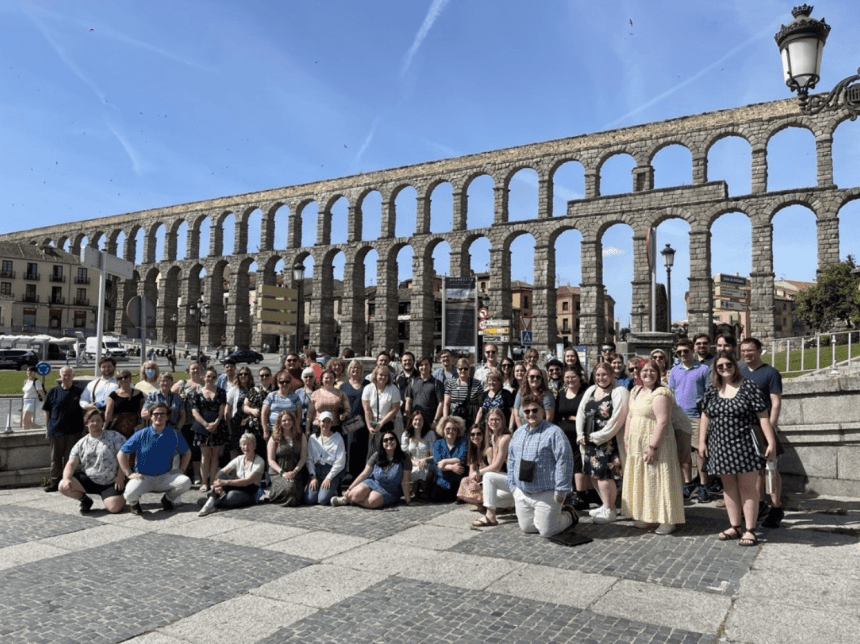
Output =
[
  {"x1": 25, "y1": 284, "x2": 37, "y2": 302},
  {"x1": 51, "y1": 286, "x2": 63, "y2": 304},
  {"x1": 51, "y1": 265, "x2": 64, "y2": 282},
  {"x1": 75, "y1": 288, "x2": 88, "y2": 305},
  {"x1": 523, "y1": 295, "x2": 530, "y2": 309},
  {"x1": 23, "y1": 308, "x2": 37, "y2": 326},
  {"x1": 74, "y1": 310, "x2": 87, "y2": 328},
  {"x1": 562, "y1": 301, "x2": 569, "y2": 312},
  {"x1": 1, "y1": 260, "x2": 12, "y2": 278},
  {"x1": 26, "y1": 263, "x2": 39, "y2": 280},
  {"x1": 76, "y1": 267, "x2": 89, "y2": 284},
  {"x1": 0, "y1": 282, "x2": 10, "y2": 296},
  {"x1": 49, "y1": 309, "x2": 61, "y2": 329}
]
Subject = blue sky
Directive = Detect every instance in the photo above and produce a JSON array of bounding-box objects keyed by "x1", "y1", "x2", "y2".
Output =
[{"x1": 3, "y1": 1, "x2": 859, "y2": 329}]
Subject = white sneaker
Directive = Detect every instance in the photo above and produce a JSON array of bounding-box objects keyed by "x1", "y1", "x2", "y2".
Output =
[
  {"x1": 198, "y1": 497, "x2": 217, "y2": 517},
  {"x1": 655, "y1": 523, "x2": 676, "y2": 535},
  {"x1": 330, "y1": 496, "x2": 347, "y2": 507},
  {"x1": 592, "y1": 506, "x2": 617, "y2": 524},
  {"x1": 588, "y1": 507, "x2": 603, "y2": 517}
]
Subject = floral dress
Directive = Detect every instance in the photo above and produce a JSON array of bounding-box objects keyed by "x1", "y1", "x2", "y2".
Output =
[
  {"x1": 401, "y1": 431, "x2": 437, "y2": 482},
  {"x1": 581, "y1": 392, "x2": 623, "y2": 481},
  {"x1": 191, "y1": 388, "x2": 228, "y2": 447}
]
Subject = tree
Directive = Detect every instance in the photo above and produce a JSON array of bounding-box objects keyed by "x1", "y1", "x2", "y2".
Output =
[{"x1": 794, "y1": 256, "x2": 860, "y2": 332}]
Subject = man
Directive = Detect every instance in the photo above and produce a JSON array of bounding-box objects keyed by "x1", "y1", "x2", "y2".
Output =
[
  {"x1": 668, "y1": 339, "x2": 710, "y2": 502},
  {"x1": 705, "y1": 333, "x2": 737, "y2": 389},
  {"x1": 395, "y1": 352, "x2": 420, "y2": 414},
  {"x1": 79, "y1": 356, "x2": 118, "y2": 412},
  {"x1": 217, "y1": 358, "x2": 237, "y2": 392},
  {"x1": 118, "y1": 401, "x2": 192, "y2": 514},
  {"x1": 546, "y1": 359, "x2": 564, "y2": 396},
  {"x1": 506, "y1": 394, "x2": 578, "y2": 538},
  {"x1": 42, "y1": 367, "x2": 86, "y2": 492},
  {"x1": 280, "y1": 353, "x2": 304, "y2": 393},
  {"x1": 59, "y1": 408, "x2": 127, "y2": 514},
  {"x1": 474, "y1": 343, "x2": 500, "y2": 391},
  {"x1": 405, "y1": 357, "x2": 445, "y2": 431},
  {"x1": 693, "y1": 333, "x2": 715, "y2": 366},
  {"x1": 588, "y1": 342, "x2": 616, "y2": 384},
  {"x1": 740, "y1": 337, "x2": 785, "y2": 528},
  {"x1": 432, "y1": 349, "x2": 457, "y2": 383}
]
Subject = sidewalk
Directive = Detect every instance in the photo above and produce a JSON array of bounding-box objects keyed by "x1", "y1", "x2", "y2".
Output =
[{"x1": 0, "y1": 486, "x2": 857, "y2": 644}]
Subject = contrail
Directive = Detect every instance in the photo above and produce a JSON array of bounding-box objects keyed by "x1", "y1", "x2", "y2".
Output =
[{"x1": 400, "y1": 0, "x2": 450, "y2": 78}]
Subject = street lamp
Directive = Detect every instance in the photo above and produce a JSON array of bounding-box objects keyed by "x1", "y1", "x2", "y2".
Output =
[
  {"x1": 776, "y1": 5, "x2": 860, "y2": 118},
  {"x1": 189, "y1": 299, "x2": 209, "y2": 364},
  {"x1": 292, "y1": 259, "x2": 305, "y2": 353},
  {"x1": 661, "y1": 244, "x2": 676, "y2": 333},
  {"x1": 170, "y1": 313, "x2": 177, "y2": 353}
]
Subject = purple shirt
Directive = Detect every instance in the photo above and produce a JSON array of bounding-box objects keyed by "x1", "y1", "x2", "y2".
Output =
[{"x1": 668, "y1": 361, "x2": 709, "y2": 418}]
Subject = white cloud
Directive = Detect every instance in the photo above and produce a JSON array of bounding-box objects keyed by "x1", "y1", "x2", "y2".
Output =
[
  {"x1": 400, "y1": 0, "x2": 450, "y2": 78},
  {"x1": 603, "y1": 246, "x2": 625, "y2": 258}
]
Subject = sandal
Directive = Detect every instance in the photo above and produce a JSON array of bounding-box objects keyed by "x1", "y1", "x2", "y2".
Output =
[
  {"x1": 199, "y1": 485, "x2": 208, "y2": 493},
  {"x1": 718, "y1": 525, "x2": 742, "y2": 541},
  {"x1": 473, "y1": 516, "x2": 499, "y2": 528},
  {"x1": 738, "y1": 529, "x2": 759, "y2": 547}
]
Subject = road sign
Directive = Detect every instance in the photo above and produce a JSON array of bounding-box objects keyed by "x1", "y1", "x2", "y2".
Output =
[
  {"x1": 260, "y1": 309, "x2": 297, "y2": 323},
  {"x1": 478, "y1": 307, "x2": 489, "y2": 320},
  {"x1": 483, "y1": 327, "x2": 510, "y2": 335},
  {"x1": 485, "y1": 319, "x2": 508, "y2": 326},
  {"x1": 483, "y1": 334, "x2": 510, "y2": 343},
  {"x1": 80, "y1": 246, "x2": 134, "y2": 280},
  {"x1": 36, "y1": 361, "x2": 52, "y2": 376},
  {"x1": 126, "y1": 296, "x2": 157, "y2": 328},
  {"x1": 258, "y1": 322, "x2": 293, "y2": 335},
  {"x1": 521, "y1": 330, "x2": 533, "y2": 347}
]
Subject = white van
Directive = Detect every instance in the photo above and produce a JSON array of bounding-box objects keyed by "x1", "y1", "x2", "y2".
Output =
[{"x1": 85, "y1": 336, "x2": 128, "y2": 360}]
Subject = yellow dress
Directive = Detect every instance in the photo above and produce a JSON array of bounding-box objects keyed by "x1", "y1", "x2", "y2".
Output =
[{"x1": 621, "y1": 386, "x2": 685, "y2": 525}]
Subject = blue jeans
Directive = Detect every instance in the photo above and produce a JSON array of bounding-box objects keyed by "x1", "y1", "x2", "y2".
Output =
[
  {"x1": 304, "y1": 463, "x2": 342, "y2": 506},
  {"x1": 211, "y1": 472, "x2": 257, "y2": 509}
]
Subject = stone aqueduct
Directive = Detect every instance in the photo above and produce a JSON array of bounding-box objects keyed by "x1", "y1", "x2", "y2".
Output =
[{"x1": 1, "y1": 98, "x2": 856, "y2": 362}]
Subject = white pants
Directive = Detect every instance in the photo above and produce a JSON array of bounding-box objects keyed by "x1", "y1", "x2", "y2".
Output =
[
  {"x1": 483, "y1": 471, "x2": 514, "y2": 510},
  {"x1": 124, "y1": 472, "x2": 192, "y2": 505},
  {"x1": 513, "y1": 488, "x2": 573, "y2": 538}
]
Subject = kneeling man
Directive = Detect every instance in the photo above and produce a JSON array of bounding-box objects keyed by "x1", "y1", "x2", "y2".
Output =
[
  {"x1": 507, "y1": 394, "x2": 578, "y2": 538},
  {"x1": 119, "y1": 401, "x2": 192, "y2": 514}
]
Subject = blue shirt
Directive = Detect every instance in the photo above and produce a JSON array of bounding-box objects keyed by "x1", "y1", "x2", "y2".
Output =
[
  {"x1": 740, "y1": 363, "x2": 782, "y2": 413},
  {"x1": 143, "y1": 390, "x2": 184, "y2": 428},
  {"x1": 668, "y1": 361, "x2": 709, "y2": 418},
  {"x1": 121, "y1": 425, "x2": 189, "y2": 476},
  {"x1": 432, "y1": 436, "x2": 467, "y2": 490},
  {"x1": 506, "y1": 420, "x2": 573, "y2": 495}
]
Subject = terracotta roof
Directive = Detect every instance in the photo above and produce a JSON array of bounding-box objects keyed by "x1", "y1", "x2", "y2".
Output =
[{"x1": 0, "y1": 241, "x2": 79, "y2": 264}]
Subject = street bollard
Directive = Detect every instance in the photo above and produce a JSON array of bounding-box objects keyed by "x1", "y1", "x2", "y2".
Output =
[{"x1": 4, "y1": 399, "x2": 13, "y2": 434}]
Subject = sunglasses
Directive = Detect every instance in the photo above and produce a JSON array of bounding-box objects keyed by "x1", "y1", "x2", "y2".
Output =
[
  {"x1": 528, "y1": 375, "x2": 541, "y2": 380},
  {"x1": 500, "y1": 364, "x2": 512, "y2": 369},
  {"x1": 260, "y1": 373, "x2": 272, "y2": 378},
  {"x1": 278, "y1": 380, "x2": 290, "y2": 385},
  {"x1": 676, "y1": 349, "x2": 690, "y2": 355},
  {"x1": 522, "y1": 408, "x2": 541, "y2": 415},
  {"x1": 716, "y1": 363, "x2": 734, "y2": 371},
  {"x1": 117, "y1": 375, "x2": 130, "y2": 381},
  {"x1": 382, "y1": 437, "x2": 397, "y2": 443},
  {"x1": 469, "y1": 431, "x2": 483, "y2": 437},
  {"x1": 485, "y1": 350, "x2": 497, "y2": 355}
]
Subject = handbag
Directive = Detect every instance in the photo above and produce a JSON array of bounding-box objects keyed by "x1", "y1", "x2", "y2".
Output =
[
  {"x1": 342, "y1": 414, "x2": 366, "y2": 435},
  {"x1": 749, "y1": 423, "x2": 767, "y2": 458}
]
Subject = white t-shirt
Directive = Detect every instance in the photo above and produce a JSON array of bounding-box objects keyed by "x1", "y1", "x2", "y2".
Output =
[
  {"x1": 361, "y1": 384, "x2": 401, "y2": 424},
  {"x1": 225, "y1": 454, "x2": 265, "y2": 480},
  {"x1": 22, "y1": 378, "x2": 44, "y2": 400}
]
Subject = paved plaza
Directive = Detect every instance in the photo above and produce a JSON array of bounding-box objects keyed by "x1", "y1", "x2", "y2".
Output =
[{"x1": 0, "y1": 485, "x2": 857, "y2": 644}]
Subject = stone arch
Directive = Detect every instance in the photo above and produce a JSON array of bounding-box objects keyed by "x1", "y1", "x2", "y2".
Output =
[
  {"x1": 145, "y1": 221, "x2": 166, "y2": 264},
  {"x1": 550, "y1": 159, "x2": 586, "y2": 217},
  {"x1": 766, "y1": 125, "x2": 817, "y2": 192},
  {"x1": 706, "y1": 134, "x2": 753, "y2": 197},
  {"x1": 597, "y1": 150, "x2": 638, "y2": 196},
  {"x1": 357, "y1": 189, "x2": 382, "y2": 242},
  {"x1": 160, "y1": 265, "x2": 183, "y2": 345},
  {"x1": 267, "y1": 202, "x2": 289, "y2": 251},
  {"x1": 322, "y1": 194, "x2": 349, "y2": 246},
  {"x1": 168, "y1": 219, "x2": 186, "y2": 261},
  {"x1": 88, "y1": 231, "x2": 105, "y2": 250},
  {"x1": 464, "y1": 172, "x2": 495, "y2": 229},
  {"x1": 650, "y1": 142, "x2": 693, "y2": 189},
  {"x1": 295, "y1": 198, "x2": 318, "y2": 249},
  {"x1": 392, "y1": 184, "x2": 418, "y2": 239},
  {"x1": 189, "y1": 214, "x2": 207, "y2": 260},
  {"x1": 503, "y1": 166, "x2": 539, "y2": 222},
  {"x1": 428, "y1": 180, "x2": 454, "y2": 234}
]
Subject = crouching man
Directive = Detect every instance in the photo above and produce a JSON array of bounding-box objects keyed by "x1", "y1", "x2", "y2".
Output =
[{"x1": 119, "y1": 401, "x2": 192, "y2": 515}]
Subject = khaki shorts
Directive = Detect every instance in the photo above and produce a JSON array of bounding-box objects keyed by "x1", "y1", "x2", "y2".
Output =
[{"x1": 690, "y1": 416, "x2": 700, "y2": 449}]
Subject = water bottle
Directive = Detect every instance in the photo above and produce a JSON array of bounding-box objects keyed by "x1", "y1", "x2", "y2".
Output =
[{"x1": 765, "y1": 460, "x2": 776, "y2": 495}]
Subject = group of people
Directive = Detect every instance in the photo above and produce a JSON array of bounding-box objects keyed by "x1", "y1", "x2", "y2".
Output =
[{"x1": 42, "y1": 334, "x2": 784, "y2": 548}]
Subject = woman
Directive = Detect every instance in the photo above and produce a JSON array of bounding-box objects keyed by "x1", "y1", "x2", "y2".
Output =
[
  {"x1": 243, "y1": 367, "x2": 276, "y2": 452},
  {"x1": 142, "y1": 373, "x2": 185, "y2": 430},
  {"x1": 610, "y1": 353, "x2": 635, "y2": 390},
  {"x1": 21, "y1": 365, "x2": 45, "y2": 429},
  {"x1": 511, "y1": 367, "x2": 555, "y2": 429},
  {"x1": 457, "y1": 424, "x2": 489, "y2": 509},
  {"x1": 105, "y1": 369, "x2": 145, "y2": 438},
  {"x1": 198, "y1": 432, "x2": 265, "y2": 516},
  {"x1": 429, "y1": 415, "x2": 468, "y2": 503},
  {"x1": 266, "y1": 410, "x2": 308, "y2": 506},
  {"x1": 472, "y1": 408, "x2": 513, "y2": 527},
  {"x1": 331, "y1": 429, "x2": 411, "y2": 508},
  {"x1": 304, "y1": 411, "x2": 346, "y2": 505},
  {"x1": 649, "y1": 349, "x2": 671, "y2": 384},
  {"x1": 699, "y1": 354, "x2": 776, "y2": 547},
  {"x1": 474, "y1": 368, "x2": 514, "y2": 428},
  {"x1": 500, "y1": 358, "x2": 517, "y2": 393},
  {"x1": 135, "y1": 361, "x2": 160, "y2": 396},
  {"x1": 361, "y1": 365, "x2": 401, "y2": 459},
  {"x1": 522, "y1": 347, "x2": 541, "y2": 373},
  {"x1": 261, "y1": 370, "x2": 303, "y2": 439},
  {"x1": 326, "y1": 357, "x2": 347, "y2": 389},
  {"x1": 555, "y1": 366, "x2": 595, "y2": 511},
  {"x1": 190, "y1": 367, "x2": 228, "y2": 493},
  {"x1": 564, "y1": 347, "x2": 584, "y2": 373},
  {"x1": 310, "y1": 369, "x2": 350, "y2": 433},
  {"x1": 575, "y1": 362, "x2": 629, "y2": 524},
  {"x1": 173, "y1": 362, "x2": 205, "y2": 485},
  {"x1": 342, "y1": 360, "x2": 368, "y2": 478},
  {"x1": 621, "y1": 358, "x2": 685, "y2": 535},
  {"x1": 401, "y1": 411, "x2": 436, "y2": 497},
  {"x1": 227, "y1": 368, "x2": 254, "y2": 458},
  {"x1": 443, "y1": 358, "x2": 482, "y2": 428},
  {"x1": 295, "y1": 367, "x2": 318, "y2": 431}
]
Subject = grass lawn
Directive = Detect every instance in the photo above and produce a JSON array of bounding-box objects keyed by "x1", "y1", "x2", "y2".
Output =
[
  {"x1": 762, "y1": 342, "x2": 860, "y2": 377},
  {"x1": 0, "y1": 370, "x2": 192, "y2": 396}
]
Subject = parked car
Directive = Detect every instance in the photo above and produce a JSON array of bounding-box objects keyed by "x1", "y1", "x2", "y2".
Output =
[
  {"x1": 221, "y1": 350, "x2": 264, "y2": 365},
  {"x1": 189, "y1": 352, "x2": 210, "y2": 367},
  {"x1": 0, "y1": 349, "x2": 39, "y2": 370}
]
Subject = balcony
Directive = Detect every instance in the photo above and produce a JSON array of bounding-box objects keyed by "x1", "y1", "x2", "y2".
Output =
[
  {"x1": 50, "y1": 295, "x2": 66, "y2": 305},
  {"x1": 75, "y1": 276, "x2": 91, "y2": 285},
  {"x1": 49, "y1": 274, "x2": 66, "y2": 283},
  {"x1": 0, "y1": 269, "x2": 14, "y2": 279},
  {"x1": 74, "y1": 297, "x2": 90, "y2": 306},
  {"x1": 24, "y1": 272, "x2": 40, "y2": 281},
  {"x1": 24, "y1": 294, "x2": 40, "y2": 303}
]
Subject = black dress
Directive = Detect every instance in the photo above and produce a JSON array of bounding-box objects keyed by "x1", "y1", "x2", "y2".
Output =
[
  {"x1": 192, "y1": 389, "x2": 229, "y2": 447},
  {"x1": 555, "y1": 385, "x2": 586, "y2": 475},
  {"x1": 701, "y1": 379, "x2": 767, "y2": 475}
]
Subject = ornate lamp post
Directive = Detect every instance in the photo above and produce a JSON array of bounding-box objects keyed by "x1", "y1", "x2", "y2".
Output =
[
  {"x1": 776, "y1": 5, "x2": 860, "y2": 118},
  {"x1": 292, "y1": 259, "x2": 305, "y2": 353},
  {"x1": 170, "y1": 313, "x2": 177, "y2": 353},
  {"x1": 661, "y1": 244, "x2": 676, "y2": 333}
]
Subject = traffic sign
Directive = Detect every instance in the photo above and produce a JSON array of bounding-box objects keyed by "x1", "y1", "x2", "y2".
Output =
[
  {"x1": 80, "y1": 246, "x2": 134, "y2": 280},
  {"x1": 483, "y1": 327, "x2": 510, "y2": 335},
  {"x1": 485, "y1": 319, "x2": 508, "y2": 326},
  {"x1": 478, "y1": 307, "x2": 489, "y2": 320},
  {"x1": 483, "y1": 334, "x2": 510, "y2": 343},
  {"x1": 126, "y1": 296, "x2": 157, "y2": 328},
  {"x1": 258, "y1": 322, "x2": 293, "y2": 335},
  {"x1": 261, "y1": 309, "x2": 297, "y2": 323},
  {"x1": 521, "y1": 330, "x2": 533, "y2": 347},
  {"x1": 36, "y1": 361, "x2": 52, "y2": 376}
]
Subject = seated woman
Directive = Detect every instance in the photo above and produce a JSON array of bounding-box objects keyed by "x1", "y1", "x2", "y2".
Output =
[
  {"x1": 457, "y1": 424, "x2": 489, "y2": 510},
  {"x1": 266, "y1": 410, "x2": 308, "y2": 507},
  {"x1": 400, "y1": 410, "x2": 436, "y2": 498},
  {"x1": 470, "y1": 408, "x2": 513, "y2": 527},
  {"x1": 198, "y1": 432, "x2": 264, "y2": 516},
  {"x1": 304, "y1": 411, "x2": 346, "y2": 506},
  {"x1": 331, "y1": 429, "x2": 411, "y2": 508},
  {"x1": 429, "y1": 415, "x2": 468, "y2": 503}
]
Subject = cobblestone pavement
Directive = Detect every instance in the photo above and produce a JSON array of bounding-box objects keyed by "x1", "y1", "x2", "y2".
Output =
[{"x1": 0, "y1": 486, "x2": 858, "y2": 644}]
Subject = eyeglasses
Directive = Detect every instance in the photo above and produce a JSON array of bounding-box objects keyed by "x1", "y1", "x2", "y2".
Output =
[
  {"x1": 676, "y1": 350, "x2": 690, "y2": 356},
  {"x1": 500, "y1": 363, "x2": 512, "y2": 369},
  {"x1": 151, "y1": 412, "x2": 168, "y2": 417},
  {"x1": 469, "y1": 432, "x2": 483, "y2": 437},
  {"x1": 286, "y1": 358, "x2": 298, "y2": 363},
  {"x1": 716, "y1": 363, "x2": 734, "y2": 371},
  {"x1": 485, "y1": 350, "x2": 497, "y2": 355},
  {"x1": 651, "y1": 355, "x2": 665, "y2": 361},
  {"x1": 522, "y1": 408, "x2": 541, "y2": 415}
]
